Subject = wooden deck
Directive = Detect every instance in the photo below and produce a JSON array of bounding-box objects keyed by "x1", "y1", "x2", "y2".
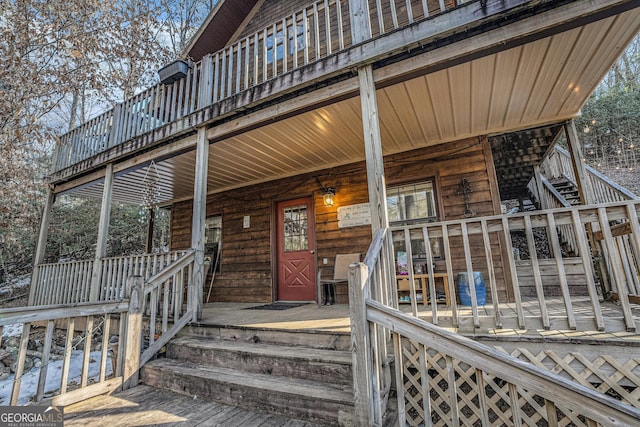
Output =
[
  {"x1": 65, "y1": 385, "x2": 322, "y2": 426},
  {"x1": 63, "y1": 299, "x2": 640, "y2": 426},
  {"x1": 196, "y1": 299, "x2": 640, "y2": 343}
]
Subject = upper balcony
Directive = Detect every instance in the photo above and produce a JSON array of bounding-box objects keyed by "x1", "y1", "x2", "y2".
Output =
[{"x1": 50, "y1": 0, "x2": 640, "y2": 189}]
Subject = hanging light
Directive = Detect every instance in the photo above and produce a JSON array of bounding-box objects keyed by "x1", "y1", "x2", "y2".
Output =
[
  {"x1": 322, "y1": 188, "x2": 336, "y2": 207},
  {"x1": 315, "y1": 176, "x2": 336, "y2": 207}
]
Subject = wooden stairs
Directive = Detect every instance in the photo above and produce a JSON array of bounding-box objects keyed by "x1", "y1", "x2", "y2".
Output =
[
  {"x1": 140, "y1": 324, "x2": 358, "y2": 426},
  {"x1": 548, "y1": 176, "x2": 582, "y2": 205}
]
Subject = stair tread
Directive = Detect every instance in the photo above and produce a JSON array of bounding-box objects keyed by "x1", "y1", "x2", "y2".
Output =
[
  {"x1": 171, "y1": 336, "x2": 352, "y2": 365},
  {"x1": 144, "y1": 358, "x2": 354, "y2": 403}
]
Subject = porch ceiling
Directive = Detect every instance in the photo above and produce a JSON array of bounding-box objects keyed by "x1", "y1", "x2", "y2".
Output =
[{"x1": 67, "y1": 9, "x2": 640, "y2": 205}]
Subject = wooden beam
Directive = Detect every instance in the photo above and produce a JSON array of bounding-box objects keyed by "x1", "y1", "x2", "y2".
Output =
[
  {"x1": 564, "y1": 120, "x2": 595, "y2": 205},
  {"x1": 191, "y1": 127, "x2": 209, "y2": 320},
  {"x1": 358, "y1": 65, "x2": 389, "y2": 236},
  {"x1": 28, "y1": 188, "x2": 55, "y2": 305},
  {"x1": 89, "y1": 164, "x2": 114, "y2": 302}
]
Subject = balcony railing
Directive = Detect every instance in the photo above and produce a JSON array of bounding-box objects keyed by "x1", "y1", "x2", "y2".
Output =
[{"x1": 52, "y1": 0, "x2": 465, "y2": 173}]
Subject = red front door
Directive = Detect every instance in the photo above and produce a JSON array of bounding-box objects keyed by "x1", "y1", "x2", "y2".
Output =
[{"x1": 277, "y1": 197, "x2": 316, "y2": 301}]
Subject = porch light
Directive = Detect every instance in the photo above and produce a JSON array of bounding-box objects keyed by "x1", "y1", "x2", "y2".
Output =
[
  {"x1": 315, "y1": 176, "x2": 336, "y2": 207},
  {"x1": 323, "y1": 188, "x2": 336, "y2": 207}
]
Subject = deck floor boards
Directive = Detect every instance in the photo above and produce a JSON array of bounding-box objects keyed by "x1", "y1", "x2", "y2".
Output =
[
  {"x1": 65, "y1": 298, "x2": 640, "y2": 425},
  {"x1": 197, "y1": 299, "x2": 640, "y2": 342},
  {"x1": 65, "y1": 385, "x2": 323, "y2": 426}
]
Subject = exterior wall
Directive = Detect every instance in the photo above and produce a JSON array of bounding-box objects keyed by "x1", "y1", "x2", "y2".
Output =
[
  {"x1": 171, "y1": 136, "x2": 508, "y2": 304},
  {"x1": 236, "y1": 0, "x2": 311, "y2": 41}
]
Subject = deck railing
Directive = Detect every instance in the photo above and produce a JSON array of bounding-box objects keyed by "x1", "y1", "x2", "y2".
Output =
[
  {"x1": 52, "y1": 0, "x2": 465, "y2": 172},
  {"x1": 389, "y1": 200, "x2": 640, "y2": 332},
  {"x1": 350, "y1": 219, "x2": 640, "y2": 426},
  {"x1": 30, "y1": 250, "x2": 188, "y2": 306},
  {"x1": 541, "y1": 146, "x2": 639, "y2": 204},
  {"x1": 1, "y1": 250, "x2": 197, "y2": 406},
  {"x1": 0, "y1": 301, "x2": 128, "y2": 406}
]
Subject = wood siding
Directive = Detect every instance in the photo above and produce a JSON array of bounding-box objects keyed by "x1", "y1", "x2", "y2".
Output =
[{"x1": 171, "y1": 136, "x2": 506, "y2": 303}]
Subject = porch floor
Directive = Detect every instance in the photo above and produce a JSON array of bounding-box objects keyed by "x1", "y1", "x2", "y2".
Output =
[
  {"x1": 65, "y1": 384, "x2": 322, "y2": 426},
  {"x1": 197, "y1": 298, "x2": 640, "y2": 343}
]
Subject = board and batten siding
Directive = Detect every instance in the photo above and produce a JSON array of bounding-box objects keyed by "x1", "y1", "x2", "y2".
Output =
[{"x1": 170, "y1": 136, "x2": 508, "y2": 303}]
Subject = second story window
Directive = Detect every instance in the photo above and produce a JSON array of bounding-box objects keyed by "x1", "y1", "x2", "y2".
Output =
[{"x1": 266, "y1": 24, "x2": 306, "y2": 64}]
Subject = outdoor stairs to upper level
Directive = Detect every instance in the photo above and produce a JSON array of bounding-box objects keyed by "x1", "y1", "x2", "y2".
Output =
[
  {"x1": 140, "y1": 324, "x2": 357, "y2": 426},
  {"x1": 548, "y1": 176, "x2": 581, "y2": 205}
]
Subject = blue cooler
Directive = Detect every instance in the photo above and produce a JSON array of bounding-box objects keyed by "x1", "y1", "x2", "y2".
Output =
[{"x1": 457, "y1": 272, "x2": 486, "y2": 306}]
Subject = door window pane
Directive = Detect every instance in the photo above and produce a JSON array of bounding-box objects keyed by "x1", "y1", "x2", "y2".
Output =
[{"x1": 283, "y1": 205, "x2": 308, "y2": 252}]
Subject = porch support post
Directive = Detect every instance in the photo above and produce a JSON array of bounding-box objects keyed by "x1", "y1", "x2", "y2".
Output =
[
  {"x1": 191, "y1": 127, "x2": 209, "y2": 321},
  {"x1": 358, "y1": 65, "x2": 389, "y2": 237},
  {"x1": 28, "y1": 188, "x2": 56, "y2": 305},
  {"x1": 89, "y1": 163, "x2": 114, "y2": 302},
  {"x1": 564, "y1": 120, "x2": 595, "y2": 205},
  {"x1": 356, "y1": 64, "x2": 391, "y2": 427},
  {"x1": 565, "y1": 120, "x2": 610, "y2": 295},
  {"x1": 349, "y1": 0, "x2": 371, "y2": 44}
]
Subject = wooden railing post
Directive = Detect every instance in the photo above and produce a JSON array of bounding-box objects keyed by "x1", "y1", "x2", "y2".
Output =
[
  {"x1": 122, "y1": 275, "x2": 143, "y2": 390},
  {"x1": 349, "y1": 0, "x2": 372, "y2": 43},
  {"x1": 29, "y1": 188, "x2": 55, "y2": 305},
  {"x1": 349, "y1": 262, "x2": 375, "y2": 426}
]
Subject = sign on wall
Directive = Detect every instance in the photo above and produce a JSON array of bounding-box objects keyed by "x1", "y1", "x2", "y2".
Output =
[{"x1": 337, "y1": 203, "x2": 371, "y2": 228}]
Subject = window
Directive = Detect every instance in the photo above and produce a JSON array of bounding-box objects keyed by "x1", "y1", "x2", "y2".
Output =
[
  {"x1": 387, "y1": 180, "x2": 442, "y2": 265},
  {"x1": 205, "y1": 215, "x2": 222, "y2": 273},
  {"x1": 387, "y1": 181, "x2": 437, "y2": 224},
  {"x1": 266, "y1": 24, "x2": 306, "y2": 64}
]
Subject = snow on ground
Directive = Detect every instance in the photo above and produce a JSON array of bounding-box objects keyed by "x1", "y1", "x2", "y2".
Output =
[
  {"x1": 0, "y1": 350, "x2": 113, "y2": 405},
  {"x1": 1, "y1": 323, "x2": 23, "y2": 338},
  {"x1": 1, "y1": 314, "x2": 113, "y2": 405},
  {"x1": 0, "y1": 274, "x2": 31, "y2": 295}
]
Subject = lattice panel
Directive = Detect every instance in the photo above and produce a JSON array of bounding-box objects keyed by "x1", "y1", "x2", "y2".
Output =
[
  {"x1": 398, "y1": 338, "x2": 630, "y2": 426},
  {"x1": 500, "y1": 346, "x2": 640, "y2": 408}
]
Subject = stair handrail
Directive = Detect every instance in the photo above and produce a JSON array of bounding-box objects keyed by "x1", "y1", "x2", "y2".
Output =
[
  {"x1": 365, "y1": 298, "x2": 640, "y2": 426},
  {"x1": 539, "y1": 174, "x2": 572, "y2": 207},
  {"x1": 144, "y1": 249, "x2": 195, "y2": 294},
  {"x1": 138, "y1": 249, "x2": 197, "y2": 368},
  {"x1": 349, "y1": 216, "x2": 640, "y2": 425},
  {"x1": 547, "y1": 146, "x2": 638, "y2": 202}
]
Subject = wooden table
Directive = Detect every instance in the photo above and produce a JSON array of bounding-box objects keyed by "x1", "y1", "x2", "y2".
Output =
[{"x1": 397, "y1": 273, "x2": 450, "y2": 305}]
